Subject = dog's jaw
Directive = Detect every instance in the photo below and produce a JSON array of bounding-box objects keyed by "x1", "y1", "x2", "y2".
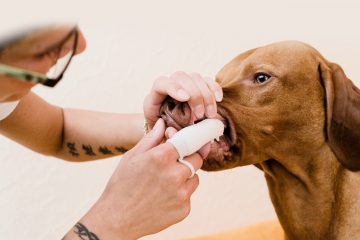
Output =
[
  {"x1": 160, "y1": 98, "x2": 240, "y2": 170},
  {"x1": 201, "y1": 105, "x2": 242, "y2": 171}
]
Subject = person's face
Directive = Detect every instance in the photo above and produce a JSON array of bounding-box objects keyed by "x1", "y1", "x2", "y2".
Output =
[{"x1": 0, "y1": 25, "x2": 86, "y2": 102}]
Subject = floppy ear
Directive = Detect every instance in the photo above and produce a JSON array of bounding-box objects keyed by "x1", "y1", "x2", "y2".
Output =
[{"x1": 319, "y1": 59, "x2": 360, "y2": 171}]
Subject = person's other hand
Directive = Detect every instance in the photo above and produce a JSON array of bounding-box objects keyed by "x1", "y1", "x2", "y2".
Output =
[
  {"x1": 81, "y1": 119, "x2": 203, "y2": 239},
  {"x1": 144, "y1": 72, "x2": 223, "y2": 128}
]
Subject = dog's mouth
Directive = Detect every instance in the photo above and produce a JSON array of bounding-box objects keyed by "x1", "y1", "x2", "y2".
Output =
[{"x1": 160, "y1": 97, "x2": 239, "y2": 170}]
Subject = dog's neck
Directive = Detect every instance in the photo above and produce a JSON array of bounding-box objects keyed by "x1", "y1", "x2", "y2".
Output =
[{"x1": 259, "y1": 144, "x2": 360, "y2": 240}]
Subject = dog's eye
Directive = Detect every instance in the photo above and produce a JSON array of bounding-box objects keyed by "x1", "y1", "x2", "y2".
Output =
[{"x1": 254, "y1": 73, "x2": 271, "y2": 84}]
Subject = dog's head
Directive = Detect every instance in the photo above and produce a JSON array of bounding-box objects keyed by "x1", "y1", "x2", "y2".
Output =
[{"x1": 161, "y1": 41, "x2": 360, "y2": 171}]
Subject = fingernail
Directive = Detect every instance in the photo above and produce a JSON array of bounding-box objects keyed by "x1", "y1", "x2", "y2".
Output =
[
  {"x1": 177, "y1": 89, "x2": 190, "y2": 100},
  {"x1": 195, "y1": 105, "x2": 204, "y2": 119},
  {"x1": 206, "y1": 105, "x2": 216, "y2": 118},
  {"x1": 215, "y1": 91, "x2": 223, "y2": 102}
]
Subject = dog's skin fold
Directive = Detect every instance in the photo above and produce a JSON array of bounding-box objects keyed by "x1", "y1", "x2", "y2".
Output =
[{"x1": 161, "y1": 41, "x2": 360, "y2": 239}]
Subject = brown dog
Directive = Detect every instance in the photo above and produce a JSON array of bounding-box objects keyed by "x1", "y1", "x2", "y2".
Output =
[{"x1": 160, "y1": 41, "x2": 360, "y2": 239}]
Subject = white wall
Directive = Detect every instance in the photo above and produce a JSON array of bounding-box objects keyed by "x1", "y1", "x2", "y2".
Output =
[{"x1": 1, "y1": 0, "x2": 360, "y2": 239}]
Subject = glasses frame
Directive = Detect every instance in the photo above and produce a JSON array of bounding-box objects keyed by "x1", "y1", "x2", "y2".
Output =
[{"x1": 0, "y1": 26, "x2": 78, "y2": 87}]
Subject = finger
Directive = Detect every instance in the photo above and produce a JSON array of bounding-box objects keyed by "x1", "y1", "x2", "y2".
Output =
[
  {"x1": 184, "y1": 174, "x2": 200, "y2": 196},
  {"x1": 151, "y1": 76, "x2": 190, "y2": 104},
  {"x1": 183, "y1": 153, "x2": 204, "y2": 171},
  {"x1": 171, "y1": 71, "x2": 205, "y2": 120},
  {"x1": 126, "y1": 118, "x2": 166, "y2": 158},
  {"x1": 144, "y1": 76, "x2": 191, "y2": 127},
  {"x1": 189, "y1": 73, "x2": 217, "y2": 118},
  {"x1": 175, "y1": 153, "x2": 203, "y2": 179},
  {"x1": 204, "y1": 77, "x2": 223, "y2": 102},
  {"x1": 143, "y1": 94, "x2": 161, "y2": 128},
  {"x1": 165, "y1": 127, "x2": 178, "y2": 139},
  {"x1": 147, "y1": 141, "x2": 180, "y2": 164}
]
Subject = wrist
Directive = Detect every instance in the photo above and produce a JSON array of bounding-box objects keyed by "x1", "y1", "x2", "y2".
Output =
[
  {"x1": 83, "y1": 199, "x2": 131, "y2": 240},
  {"x1": 64, "y1": 198, "x2": 134, "y2": 240}
]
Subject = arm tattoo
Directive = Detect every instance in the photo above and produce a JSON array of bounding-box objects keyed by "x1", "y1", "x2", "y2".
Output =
[
  {"x1": 67, "y1": 142, "x2": 79, "y2": 157},
  {"x1": 67, "y1": 142, "x2": 126, "y2": 157},
  {"x1": 73, "y1": 222, "x2": 100, "y2": 240},
  {"x1": 98, "y1": 146, "x2": 113, "y2": 155},
  {"x1": 115, "y1": 146, "x2": 127, "y2": 153},
  {"x1": 82, "y1": 144, "x2": 96, "y2": 156}
]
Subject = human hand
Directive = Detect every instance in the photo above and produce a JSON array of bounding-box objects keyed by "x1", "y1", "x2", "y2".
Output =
[
  {"x1": 144, "y1": 72, "x2": 223, "y2": 128},
  {"x1": 77, "y1": 119, "x2": 203, "y2": 240}
]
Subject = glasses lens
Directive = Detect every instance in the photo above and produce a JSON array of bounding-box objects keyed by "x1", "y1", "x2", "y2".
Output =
[
  {"x1": 45, "y1": 30, "x2": 76, "y2": 80},
  {"x1": 46, "y1": 49, "x2": 73, "y2": 79}
]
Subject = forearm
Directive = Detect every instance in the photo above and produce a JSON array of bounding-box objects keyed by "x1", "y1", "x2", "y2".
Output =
[{"x1": 55, "y1": 109, "x2": 144, "y2": 161}]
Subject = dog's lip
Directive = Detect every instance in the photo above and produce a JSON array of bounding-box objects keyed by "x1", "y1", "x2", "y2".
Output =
[
  {"x1": 160, "y1": 101, "x2": 238, "y2": 160},
  {"x1": 160, "y1": 102, "x2": 194, "y2": 130},
  {"x1": 216, "y1": 106, "x2": 237, "y2": 146},
  {"x1": 190, "y1": 106, "x2": 238, "y2": 160},
  {"x1": 161, "y1": 104, "x2": 237, "y2": 146}
]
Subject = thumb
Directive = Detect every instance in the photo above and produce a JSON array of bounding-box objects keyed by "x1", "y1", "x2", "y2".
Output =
[{"x1": 127, "y1": 118, "x2": 166, "y2": 158}]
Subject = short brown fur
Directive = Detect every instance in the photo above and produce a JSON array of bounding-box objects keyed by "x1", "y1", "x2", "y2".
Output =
[{"x1": 209, "y1": 41, "x2": 360, "y2": 239}]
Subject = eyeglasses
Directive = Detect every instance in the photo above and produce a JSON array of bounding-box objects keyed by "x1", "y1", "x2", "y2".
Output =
[{"x1": 0, "y1": 26, "x2": 78, "y2": 87}]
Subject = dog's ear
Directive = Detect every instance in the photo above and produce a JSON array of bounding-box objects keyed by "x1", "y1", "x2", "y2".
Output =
[{"x1": 319, "y1": 59, "x2": 360, "y2": 171}]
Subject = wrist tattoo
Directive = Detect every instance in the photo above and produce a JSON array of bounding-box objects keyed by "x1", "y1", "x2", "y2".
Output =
[{"x1": 73, "y1": 222, "x2": 100, "y2": 240}]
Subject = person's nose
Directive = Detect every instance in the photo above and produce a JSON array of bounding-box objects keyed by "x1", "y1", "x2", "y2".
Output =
[
  {"x1": 57, "y1": 29, "x2": 87, "y2": 59},
  {"x1": 74, "y1": 30, "x2": 86, "y2": 55}
]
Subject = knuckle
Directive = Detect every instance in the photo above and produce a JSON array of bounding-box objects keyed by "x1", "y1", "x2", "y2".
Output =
[
  {"x1": 181, "y1": 203, "x2": 191, "y2": 218},
  {"x1": 189, "y1": 72, "x2": 202, "y2": 79},
  {"x1": 206, "y1": 78, "x2": 220, "y2": 91},
  {"x1": 203, "y1": 91, "x2": 215, "y2": 104},
  {"x1": 168, "y1": 171, "x2": 184, "y2": 186},
  {"x1": 172, "y1": 71, "x2": 187, "y2": 78},
  {"x1": 152, "y1": 76, "x2": 167, "y2": 88},
  {"x1": 189, "y1": 90, "x2": 203, "y2": 101},
  {"x1": 154, "y1": 75, "x2": 167, "y2": 82},
  {"x1": 150, "y1": 148, "x2": 166, "y2": 165},
  {"x1": 177, "y1": 189, "x2": 190, "y2": 202},
  {"x1": 163, "y1": 144, "x2": 177, "y2": 159},
  {"x1": 192, "y1": 174, "x2": 200, "y2": 187}
]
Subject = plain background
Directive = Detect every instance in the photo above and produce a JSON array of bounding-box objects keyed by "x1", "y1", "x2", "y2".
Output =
[{"x1": 1, "y1": 0, "x2": 360, "y2": 239}]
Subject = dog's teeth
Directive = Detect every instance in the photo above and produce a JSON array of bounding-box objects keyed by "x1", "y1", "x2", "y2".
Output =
[{"x1": 216, "y1": 137, "x2": 220, "y2": 141}]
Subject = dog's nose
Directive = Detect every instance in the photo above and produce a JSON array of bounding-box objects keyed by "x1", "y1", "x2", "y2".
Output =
[{"x1": 160, "y1": 97, "x2": 193, "y2": 130}]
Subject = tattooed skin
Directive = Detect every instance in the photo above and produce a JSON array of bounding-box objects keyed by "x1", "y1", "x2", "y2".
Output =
[
  {"x1": 67, "y1": 142, "x2": 127, "y2": 157},
  {"x1": 67, "y1": 142, "x2": 79, "y2": 157},
  {"x1": 82, "y1": 144, "x2": 96, "y2": 156},
  {"x1": 115, "y1": 146, "x2": 127, "y2": 153},
  {"x1": 98, "y1": 146, "x2": 113, "y2": 155},
  {"x1": 73, "y1": 222, "x2": 100, "y2": 240}
]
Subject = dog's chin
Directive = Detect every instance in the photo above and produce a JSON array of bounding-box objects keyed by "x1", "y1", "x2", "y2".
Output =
[{"x1": 160, "y1": 98, "x2": 241, "y2": 171}]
